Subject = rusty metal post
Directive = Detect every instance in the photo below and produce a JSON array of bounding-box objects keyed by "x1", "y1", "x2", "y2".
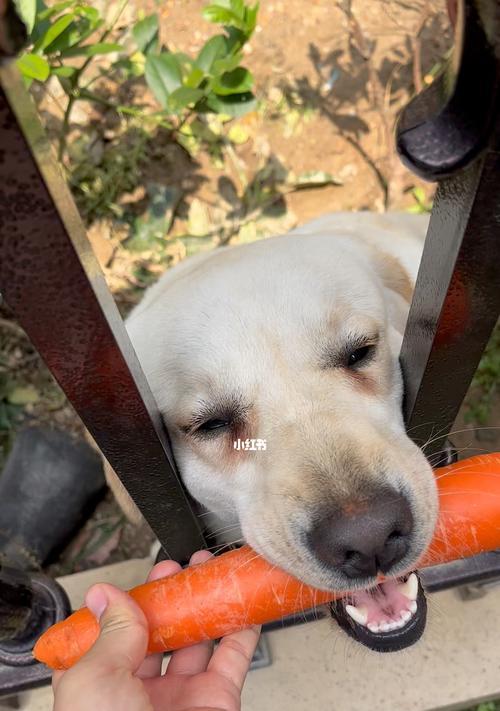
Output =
[{"x1": 0, "y1": 62, "x2": 206, "y2": 561}]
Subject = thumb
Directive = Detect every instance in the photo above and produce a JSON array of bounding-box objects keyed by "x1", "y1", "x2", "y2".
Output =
[{"x1": 82, "y1": 583, "x2": 149, "y2": 674}]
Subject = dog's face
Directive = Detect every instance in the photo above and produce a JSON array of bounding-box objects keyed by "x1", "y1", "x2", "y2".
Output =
[{"x1": 127, "y1": 228, "x2": 438, "y2": 650}]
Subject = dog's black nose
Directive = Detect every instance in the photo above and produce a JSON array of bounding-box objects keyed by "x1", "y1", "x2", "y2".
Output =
[{"x1": 307, "y1": 489, "x2": 413, "y2": 579}]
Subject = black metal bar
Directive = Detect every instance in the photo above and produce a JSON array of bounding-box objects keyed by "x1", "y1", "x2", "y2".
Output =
[
  {"x1": 0, "y1": 62, "x2": 206, "y2": 561},
  {"x1": 398, "y1": 0, "x2": 500, "y2": 453},
  {"x1": 420, "y1": 551, "x2": 500, "y2": 593},
  {"x1": 396, "y1": 0, "x2": 500, "y2": 180},
  {"x1": 400, "y1": 155, "x2": 500, "y2": 451}
]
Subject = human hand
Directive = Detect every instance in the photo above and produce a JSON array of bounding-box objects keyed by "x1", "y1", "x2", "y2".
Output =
[{"x1": 52, "y1": 550, "x2": 261, "y2": 711}]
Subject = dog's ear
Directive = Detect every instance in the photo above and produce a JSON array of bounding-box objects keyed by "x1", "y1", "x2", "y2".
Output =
[
  {"x1": 368, "y1": 247, "x2": 413, "y2": 305},
  {"x1": 363, "y1": 244, "x2": 414, "y2": 341}
]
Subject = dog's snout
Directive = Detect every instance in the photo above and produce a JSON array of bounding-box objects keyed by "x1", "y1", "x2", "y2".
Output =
[{"x1": 307, "y1": 489, "x2": 413, "y2": 579}]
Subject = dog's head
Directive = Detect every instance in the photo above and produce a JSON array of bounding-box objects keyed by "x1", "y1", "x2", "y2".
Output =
[{"x1": 127, "y1": 227, "x2": 438, "y2": 652}]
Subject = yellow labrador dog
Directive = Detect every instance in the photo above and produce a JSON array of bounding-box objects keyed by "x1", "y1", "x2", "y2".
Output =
[{"x1": 108, "y1": 211, "x2": 438, "y2": 652}]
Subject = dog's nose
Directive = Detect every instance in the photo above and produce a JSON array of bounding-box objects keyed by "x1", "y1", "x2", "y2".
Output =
[{"x1": 307, "y1": 490, "x2": 413, "y2": 579}]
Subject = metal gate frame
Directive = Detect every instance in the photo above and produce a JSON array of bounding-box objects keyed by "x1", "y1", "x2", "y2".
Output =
[{"x1": 1, "y1": 0, "x2": 500, "y2": 695}]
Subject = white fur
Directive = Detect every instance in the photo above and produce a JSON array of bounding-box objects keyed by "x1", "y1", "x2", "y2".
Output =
[{"x1": 123, "y1": 212, "x2": 438, "y2": 591}]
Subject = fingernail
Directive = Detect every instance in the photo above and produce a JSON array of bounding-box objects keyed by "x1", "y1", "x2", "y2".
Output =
[
  {"x1": 86, "y1": 585, "x2": 109, "y2": 621},
  {"x1": 189, "y1": 550, "x2": 212, "y2": 565}
]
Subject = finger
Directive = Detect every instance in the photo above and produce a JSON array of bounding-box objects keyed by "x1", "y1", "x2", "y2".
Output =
[
  {"x1": 52, "y1": 670, "x2": 64, "y2": 693},
  {"x1": 136, "y1": 559, "x2": 182, "y2": 679},
  {"x1": 207, "y1": 625, "x2": 261, "y2": 691},
  {"x1": 80, "y1": 583, "x2": 148, "y2": 674},
  {"x1": 189, "y1": 550, "x2": 213, "y2": 566},
  {"x1": 166, "y1": 550, "x2": 214, "y2": 676},
  {"x1": 149, "y1": 559, "x2": 183, "y2": 579}
]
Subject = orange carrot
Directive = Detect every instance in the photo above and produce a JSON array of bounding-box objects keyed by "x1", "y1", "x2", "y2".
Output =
[{"x1": 34, "y1": 452, "x2": 500, "y2": 670}]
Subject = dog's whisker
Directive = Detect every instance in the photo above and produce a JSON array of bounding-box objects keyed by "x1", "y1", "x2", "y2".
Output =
[
  {"x1": 422, "y1": 425, "x2": 500, "y2": 453},
  {"x1": 203, "y1": 537, "x2": 245, "y2": 554},
  {"x1": 207, "y1": 523, "x2": 242, "y2": 537}
]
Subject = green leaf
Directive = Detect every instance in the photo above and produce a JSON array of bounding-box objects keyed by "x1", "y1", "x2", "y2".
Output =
[
  {"x1": 291, "y1": 170, "x2": 343, "y2": 189},
  {"x1": 167, "y1": 86, "x2": 204, "y2": 112},
  {"x1": 42, "y1": 16, "x2": 104, "y2": 54},
  {"x1": 38, "y1": 0, "x2": 74, "y2": 20},
  {"x1": 14, "y1": 0, "x2": 37, "y2": 33},
  {"x1": 185, "y1": 66, "x2": 205, "y2": 88},
  {"x1": 205, "y1": 91, "x2": 256, "y2": 117},
  {"x1": 231, "y1": 0, "x2": 245, "y2": 19},
  {"x1": 76, "y1": 6, "x2": 100, "y2": 23},
  {"x1": 145, "y1": 53, "x2": 182, "y2": 108},
  {"x1": 7, "y1": 385, "x2": 40, "y2": 406},
  {"x1": 133, "y1": 14, "x2": 159, "y2": 54},
  {"x1": 195, "y1": 35, "x2": 226, "y2": 73},
  {"x1": 173, "y1": 52, "x2": 196, "y2": 79},
  {"x1": 36, "y1": 13, "x2": 74, "y2": 51},
  {"x1": 211, "y1": 52, "x2": 243, "y2": 76},
  {"x1": 203, "y1": 5, "x2": 242, "y2": 26},
  {"x1": 16, "y1": 52, "x2": 50, "y2": 81},
  {"x1": 28, "y1": 0, "x2": 49, "y2": 43},
  {"x1": 60, "y1": 42, "x2": 122, "y2": 58},
  {"x1": 224, "y1": 26, "x2": 247, "y2": 52},
  {"x1": 51, "y1": 65, "x2": 77, "y2": 78},
  {"x1": 245, "y1": 2, "x2": 259, "y2": 31},
  {"x1": 412, "y1": 186, "x2": 426, "y2": 203},
  {"x1": 212, "y1": 67, "x2": 253, "y2": 95}
]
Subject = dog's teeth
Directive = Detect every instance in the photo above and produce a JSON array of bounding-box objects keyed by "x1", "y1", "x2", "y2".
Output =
[
  {"x1": 401, "y1": 610, "x2": 412, "y2": 623},
  {"x1": 380, "y1": 622, "x2": 390, "y2": 633},
  {"x1": 399, "y1": 573, "x2": 419, "y2": 601},
  {"x1": 393, "y1": 618, "x2": 405, "y2": 629},
  {"x1": 345, "y1": 604, "x2": 368, "y2": 626},
  {"x1": 409, "y1": 600, "x2": 418, "y2": 614},
  {"x1": 368, "y1": 622, "x2": 380, "y2": 633}
]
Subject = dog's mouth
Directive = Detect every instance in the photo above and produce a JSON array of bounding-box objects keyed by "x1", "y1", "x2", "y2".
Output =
[{"x1": 330, "y1": 572, "x2": 427, "y2": 652}]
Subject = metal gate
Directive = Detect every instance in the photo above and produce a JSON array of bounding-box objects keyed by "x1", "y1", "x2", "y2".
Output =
[{"x1": 1, "y1": 0, "x2": 499, "y2": 695}]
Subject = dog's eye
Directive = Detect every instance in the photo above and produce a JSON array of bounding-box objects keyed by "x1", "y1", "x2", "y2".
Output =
[
  {"x1": 346, "y1": 345, "x2": 373, "y2": 367},
  {"x1": 196, "y1": 418, "x2": 231, "y2": 434}
]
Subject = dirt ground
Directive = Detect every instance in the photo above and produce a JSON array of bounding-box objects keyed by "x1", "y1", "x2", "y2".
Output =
[
  {"x1": 2, "y1": 0, "x2": 499, "y2": 575},
  {"x1": 155, "y1": 0, "x2": 451, "y2": 214}
]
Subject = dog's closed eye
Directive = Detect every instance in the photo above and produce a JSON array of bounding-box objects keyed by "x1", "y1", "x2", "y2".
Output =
[
  {"x1": 180, "y1": 396, "x2": 249, "y2": 440},
  {"x1": 321, "y1": 333, "x2": 379, "y2": 370},
  {"x1": 195, "y1": 418, "x2": 231, "y2": 435},
  {"x1": 345, "y1": 344, "x2": 375, "y2": 368}
]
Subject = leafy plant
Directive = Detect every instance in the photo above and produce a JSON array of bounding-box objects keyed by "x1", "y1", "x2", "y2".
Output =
[
  {"x1": 14, "y1": 0, "x2": 258, "y2": 161},
  {"x1": 142, "y1": 0, "x2": 257, "y2": 120},
  {"x1": 68, "y1": 125, "x2": 150, "y2": 222},
  {"x1": 407, "y1": 186, "x2": 433, "y2": 214},
  {"x1": 466, "y1": 323, "x2": 500, "y2": 425},
  {"x1": 467, "y1": 702, "x2": 500, "y2": 711},
  {"x1": 0, "y1": 373, "x2": 34, "y2": 469}
]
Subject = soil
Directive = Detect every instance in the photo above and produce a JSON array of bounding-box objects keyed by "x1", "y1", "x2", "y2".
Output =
[{"x1": 2, "y1": 0, "x2": 499, "y2": 573}]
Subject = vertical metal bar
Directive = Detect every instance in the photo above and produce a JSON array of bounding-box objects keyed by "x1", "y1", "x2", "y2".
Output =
[
  {"x1": 400, "y1": 150, "x2": 500, "y2": 451},
  {"x1": 397, "y1": 0, "x2": 500, "y2": 453},
  {"x1": 0, "y1": 63, "x2": 206, "y2": 560}
]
